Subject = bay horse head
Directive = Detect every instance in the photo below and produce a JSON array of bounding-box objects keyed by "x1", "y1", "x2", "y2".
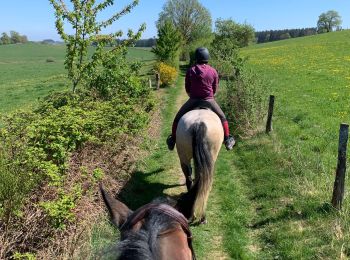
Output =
[{"x1": 100, "y1": 185, "x2": 195, "y2": 260}]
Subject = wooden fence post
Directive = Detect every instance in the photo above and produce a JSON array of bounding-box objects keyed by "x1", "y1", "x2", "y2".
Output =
[
  {"x1": 266, "y1": 95, "x2": 275, "y2": 134},
  {"x1": 148, "y1": 78, "x2": 152, "y2": 89},
  {"x1": 331, "y1": 123, "x2": 349, "y2": 209},
  {"x1": 156, "y1": 73, "x2": 160, "y2": 90}
]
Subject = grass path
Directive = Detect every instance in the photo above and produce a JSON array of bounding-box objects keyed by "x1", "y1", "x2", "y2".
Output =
[{"x1": 118, "y1": 72, "x2": 255, "y2": 259}]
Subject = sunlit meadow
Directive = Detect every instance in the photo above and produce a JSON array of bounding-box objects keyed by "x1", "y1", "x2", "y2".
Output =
[{"x1": 236, "y1": 30, "x2": 350, "y2": 258}]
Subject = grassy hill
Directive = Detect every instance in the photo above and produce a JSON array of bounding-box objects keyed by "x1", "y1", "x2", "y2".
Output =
[
  {"x1": 0, "y1": 43, "x2": 155, "y2": 114},
  {"x1": 235, "y1": 30, "x2": 350, "y2": 258}
]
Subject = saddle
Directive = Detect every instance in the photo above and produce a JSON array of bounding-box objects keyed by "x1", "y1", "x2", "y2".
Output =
[
  {"x1": 193, "y1": 106, "x2": 211, "y2": 111},
  {"x1": 121, "y1": 203, "x2": 196, "y2": 260}
]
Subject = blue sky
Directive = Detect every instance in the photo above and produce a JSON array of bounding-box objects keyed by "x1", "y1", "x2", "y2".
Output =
[{"x1": 1, "y1": 0, "x2": 350, "y2": 41}]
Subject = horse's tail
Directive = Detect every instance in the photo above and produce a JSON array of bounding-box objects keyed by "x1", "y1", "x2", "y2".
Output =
[{"x1": 191, "y1": 122, "x2": 214, "y2": 222}]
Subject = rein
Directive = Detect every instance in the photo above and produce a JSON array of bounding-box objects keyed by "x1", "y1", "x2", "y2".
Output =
[{"x1": 121, "y1": 203, "x2": 196, "y2": 260}]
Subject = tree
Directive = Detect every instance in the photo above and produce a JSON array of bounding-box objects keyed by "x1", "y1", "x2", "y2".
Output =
[
  {"x1": 317, "y1": 10, "x2": 342, "y2": 33},
  {"x1": 152, "y1": 20, "x2": 181, "y2": 68},
  {"x1": 21, "y1": 35, "x2": 28, "y2": 43},
  {"x1": 49, "y1": 0, "x2": 145, "y2": 93},
  {"x1": 0, "y1": 32, "x2": 11, "y2": 45},
  {"x1": 213, "y1": 19, "x2": 255, "y2": 48},
  {"x1": 210, "y1": 19, "x2": 254, "y2": 77},
  {"x1": 157, "y1": 0, "x2": 212, "y2": 45},
  {"x1": 10, "y1": 31, "x2": 22, "y2": 44}
]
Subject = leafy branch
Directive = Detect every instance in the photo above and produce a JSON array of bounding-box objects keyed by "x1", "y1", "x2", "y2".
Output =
[{"x1": 49, "y1": 0, "x2": 145, "y2": 92}]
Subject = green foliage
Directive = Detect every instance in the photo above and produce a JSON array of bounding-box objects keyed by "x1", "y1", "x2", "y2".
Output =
[
  {"x1": 0, "y1": 10, "x2": 155, "y2": 254},
  {"x1": 86, "y1": 49, "x2": 149, "y2": 101},
  {"x1": 0, "y1": 146, "x2": 34, "y2": 223},
  {"x1": 0, "y1": 31, "x2": 27, "y2": 45},
  {"x1": 186, "y1": 36, "x2": 214, "y2": 65},
  {"x1": 40, "y1": 186, "x2": 82, "y2": 229},
  {"x1": 49, "y1": 0, "x2": 145, "y2": 92},
  {"x1": 209, "y1": 19, "x2": 267, "y2": 135},
  {"x1": 0, "y1": 85, "x2": 154, "y2": 222},
  {"x1": 256, "y1": 28, "x2": 317, "y2": 43},
  {"x1": 92, "y1": 168, "x2": 104, "y2": 181},
  {"x1": 10, "y1": 31, "x2": 27, "y2": 44},
  {"x1": 279, "y1": 32, "x2": 291, "y2": 40},
  {"x1": 210, "y1": 39, "x2": 244, "y2": 77},
  {"x1": 213, "y1": 19, "x2": 255, "y2": 48},
  {"x1": 317, "y1": 10, "x2": 342, "y2": 33},
  {"x1": 0, "y1": 32, "x2": 11, "y2": 45},
  {"x1": 157, "y1": 0, "x2": 212, "y2": 60},
  {"x1": 210, "y1": 19, "x2": 254, "y2": 77},
  {"x1": 152, "y1": 20, "x2": 181, "y2": 68},
  {"x1": 13, "y1": 252, "x2": 36, "y2": 260},
  {"x1": 217, "y1": 66, "x2": 270, "y2": 136}
]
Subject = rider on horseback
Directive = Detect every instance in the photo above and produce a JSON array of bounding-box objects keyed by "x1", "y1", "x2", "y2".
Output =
[{"x1": 166, "y1": 47, "x2": 236, "y2": 151}]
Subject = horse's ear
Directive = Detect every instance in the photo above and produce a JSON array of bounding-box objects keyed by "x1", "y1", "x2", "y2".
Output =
[{"x1": 100, "y1": 184, "x2": 132, "y2": 229}]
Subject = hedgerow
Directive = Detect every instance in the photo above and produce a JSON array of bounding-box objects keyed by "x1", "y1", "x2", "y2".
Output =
[
  {"x1": 0, "y1": 85, "x2": 154, "y2": 224},
  {"x1": 0, "y1": 0, "x2": 154, "y2": 256}
]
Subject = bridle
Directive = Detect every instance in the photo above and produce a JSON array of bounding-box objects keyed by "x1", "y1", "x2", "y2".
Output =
[{"x1": 120, "y1": 203, "x2": 196, "y2": 260}]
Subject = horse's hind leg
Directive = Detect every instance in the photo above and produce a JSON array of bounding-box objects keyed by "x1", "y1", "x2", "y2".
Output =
[{"x1": 181, "y1": 163, "x2": 192, "y2": 191}]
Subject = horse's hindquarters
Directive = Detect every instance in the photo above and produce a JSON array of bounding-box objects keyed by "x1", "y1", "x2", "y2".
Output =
[
  {"x1": 175, "y1": 109, "x2": 223, "y2": 223},
  {"x1": 176, "y1": 109, "x2": 223, "y2": 162}
]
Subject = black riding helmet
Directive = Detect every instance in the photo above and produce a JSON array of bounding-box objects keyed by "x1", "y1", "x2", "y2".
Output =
[{"x1": 195, "y1": 47, "x2": 209, "y2": 64}]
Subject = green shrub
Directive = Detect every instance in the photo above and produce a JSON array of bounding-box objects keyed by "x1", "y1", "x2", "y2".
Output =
[
  {"x1": 13, "y1": 252, "x2": 36, "y2": 260},
  {"x1": 0, "y1": 85, "x2": 154, "y2": 223},
  {"x1": 0, "y1": 147, "x2": 34, "y2": 223},
  {"x1": 40, "y1": 186, "x2": 82, "y2": 229},
  {"x1": 92, "y1": 168, "x2": 104, "y2": 181},
  {"x1": 217, "y1": 67, "x2": 270, "y2": 136},
  {"x1": 152, "y1": 20, "x2": 181, "y2": 68}
]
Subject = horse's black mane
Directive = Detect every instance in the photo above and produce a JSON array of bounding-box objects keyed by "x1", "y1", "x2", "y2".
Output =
[{"x1": 117, "y1": 209, "x2": 178, "y2": 260}]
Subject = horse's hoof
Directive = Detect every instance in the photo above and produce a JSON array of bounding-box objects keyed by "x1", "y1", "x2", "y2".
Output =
[{"x1": 200, "y1": 217, "x2": 207, "y2": 225}]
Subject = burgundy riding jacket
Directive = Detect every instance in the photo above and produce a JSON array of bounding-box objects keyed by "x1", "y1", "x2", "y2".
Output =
[{"x1": 185, "y1": 64, "x2": 219, "y2": 100}]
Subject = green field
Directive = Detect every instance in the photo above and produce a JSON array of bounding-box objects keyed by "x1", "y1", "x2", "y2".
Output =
[
  {"x1": 0, "y1": 43, "x2": 155, "y2": 114},
  {"x1": 235, "y1": 30, "x2": 350, "y2": 258}
]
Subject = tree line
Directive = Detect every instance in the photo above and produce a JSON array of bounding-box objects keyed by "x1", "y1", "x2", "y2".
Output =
[
  {"x1": 256, "y1": 28, "x2": 317, "y2": 43},
  {"x1": 134, "y1": 38, "x2": 156, "y2": 47},
  {"x1": 0, "y1": 31, "x2": 28, "y2": 45}
]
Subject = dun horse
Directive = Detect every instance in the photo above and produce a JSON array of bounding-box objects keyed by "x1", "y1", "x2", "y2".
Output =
[
  {"x1": 100, "y1": 186, "x2": 195, "y2": 260},
  {"x1": 175, "y1": 109, "x2": 223, "y2": 224}
]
